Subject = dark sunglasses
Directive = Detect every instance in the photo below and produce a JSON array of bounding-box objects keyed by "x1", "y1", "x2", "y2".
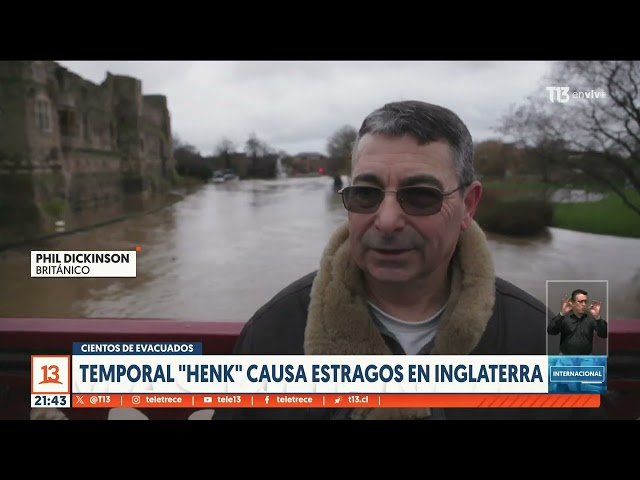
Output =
[{"x1": 338, "y1": 184, "x2": 465, "y2": 216}]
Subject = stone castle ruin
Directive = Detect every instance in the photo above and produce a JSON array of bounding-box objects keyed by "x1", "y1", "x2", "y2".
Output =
[{"x1": 0, "y1": 61, "x2": 176, "y2": 242}]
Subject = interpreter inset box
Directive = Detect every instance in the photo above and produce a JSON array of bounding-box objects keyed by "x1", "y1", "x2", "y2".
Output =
[{"x1": 545, "y1": 280, "x2": 608, "y2": 356}]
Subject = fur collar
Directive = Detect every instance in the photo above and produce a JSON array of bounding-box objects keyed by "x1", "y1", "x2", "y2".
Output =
[{"x1": 304, "y1": 220, "x2": 495, "y2": 419}]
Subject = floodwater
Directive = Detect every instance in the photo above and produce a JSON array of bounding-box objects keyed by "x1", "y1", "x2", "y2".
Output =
[{"x1": 1, "y1": 176, "x2": 639, "y2": 321}]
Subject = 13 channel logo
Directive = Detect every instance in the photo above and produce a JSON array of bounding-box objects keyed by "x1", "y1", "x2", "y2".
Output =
[
  {"x1": 546, "y1": 86, "x2": 607, "y2": 104},
  {"x1": 31, "y1": 355, "x2": 71, "y2": 409},
  {"x1": 31, "y1": 355, "x2": 71, "y2": 394}
]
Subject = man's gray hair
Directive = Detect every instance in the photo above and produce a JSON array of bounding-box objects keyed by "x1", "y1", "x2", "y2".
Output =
[{"x1": 351, "y1": 100, "x2": 475, "y2": 187}]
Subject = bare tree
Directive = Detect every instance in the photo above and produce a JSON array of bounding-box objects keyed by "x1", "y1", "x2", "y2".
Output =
[
  {"x1": 215, "y1": 137, "x2": 236, "y2": 170},
  {"x1": 244, "y1": 133, "x2": 276, "y2": 178},
  {"x1": 496, "y1": 61, "x2": 640, "y2": 216},
  {"x1": 495, "y1": 98, "x2": 569, "y2": 184},
  {"x1": 245, "y1": 132, "x2": 272, "y2": 159},
  {"x1": 326, "y1": 125, "x2": 357, "y2": 175},
  {"x1": 172, "y1": 137, "x2": 211, "y2": 180},
  {"x1": 172, "y1": 135, "x2": 199, "y2": 157}
]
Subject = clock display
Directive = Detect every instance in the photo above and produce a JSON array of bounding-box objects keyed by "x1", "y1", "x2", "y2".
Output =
[{"x1": 31, "y1": 394, "x2": 70, "y2": 408}]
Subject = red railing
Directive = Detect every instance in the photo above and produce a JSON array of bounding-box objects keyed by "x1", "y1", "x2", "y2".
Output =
[{"x1": 1, "y1": 317, "x2": 639, "y2": 420}]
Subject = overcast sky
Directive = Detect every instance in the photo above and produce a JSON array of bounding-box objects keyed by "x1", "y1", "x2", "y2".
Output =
[{"x1": 57, "y1": 61, "x2": 555, "y2": 157}]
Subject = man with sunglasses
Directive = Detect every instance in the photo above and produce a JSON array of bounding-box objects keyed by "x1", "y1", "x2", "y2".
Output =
[
  {"x1": 214, "y1": 100, "x2": 606, "y2": 420},
  {"x1": 547, "y1": 289, "x2": 608, "y2": 355}
]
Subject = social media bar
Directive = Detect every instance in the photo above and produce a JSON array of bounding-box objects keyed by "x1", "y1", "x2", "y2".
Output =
[{"x1": 71, "y1": 393, "x2": 601, "y2": 408}]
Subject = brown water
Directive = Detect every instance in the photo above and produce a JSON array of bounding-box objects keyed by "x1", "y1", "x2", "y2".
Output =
[{"x1": 1, "y1": 176, "x2": 639, "y2": 321}]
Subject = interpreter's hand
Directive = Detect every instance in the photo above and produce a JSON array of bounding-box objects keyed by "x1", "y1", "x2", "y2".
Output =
[
  {"x1": 561, "y1": 296, "x2": 572, "y2": 315},
  {"x1": 589, "y1": 300, "x2": 602, "y2": 319}
]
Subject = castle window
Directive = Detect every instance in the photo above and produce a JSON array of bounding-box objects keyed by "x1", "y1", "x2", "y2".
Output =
[
  {"x1": 58, "y1": 109, "x2": 78, "y2": 136},
  {"x1": 36, "y1": 99, "x2": 51, "y2": 132}
]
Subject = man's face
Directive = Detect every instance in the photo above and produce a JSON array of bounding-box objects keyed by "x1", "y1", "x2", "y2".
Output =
[
  {"x1": 347, "y1": 134, "x2": 481, "y2": 285},
  {"x1": 572, "y1": 293, "x2": 588, "y2": 315}
]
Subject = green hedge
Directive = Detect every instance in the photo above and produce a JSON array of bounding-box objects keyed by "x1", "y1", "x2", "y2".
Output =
[{"x1": 475, "y1": 188, "x2": 553, "y2": 236}]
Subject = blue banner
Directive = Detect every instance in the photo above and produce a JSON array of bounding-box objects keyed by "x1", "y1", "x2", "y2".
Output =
[{"x1": 548, "y1": 355, "x2": 607, "y2": 393}]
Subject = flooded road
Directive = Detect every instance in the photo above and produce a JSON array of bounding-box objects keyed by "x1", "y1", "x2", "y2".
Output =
[{"x1": 1, "y1": 176, "x2": 639, "y2": 321}]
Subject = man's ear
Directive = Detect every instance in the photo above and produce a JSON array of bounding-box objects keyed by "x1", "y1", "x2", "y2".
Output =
[{"x1": 461, "y1": 180, "x2": 483, "y2": 231}]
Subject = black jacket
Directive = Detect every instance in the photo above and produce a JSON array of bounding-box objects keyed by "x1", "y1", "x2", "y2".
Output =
[
  {"x1": 213, "y1": 221, "x2": 606, "y2": 420},
  {"x1": 547, "y1": 312, "x2": 608, "y2": 355}
]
